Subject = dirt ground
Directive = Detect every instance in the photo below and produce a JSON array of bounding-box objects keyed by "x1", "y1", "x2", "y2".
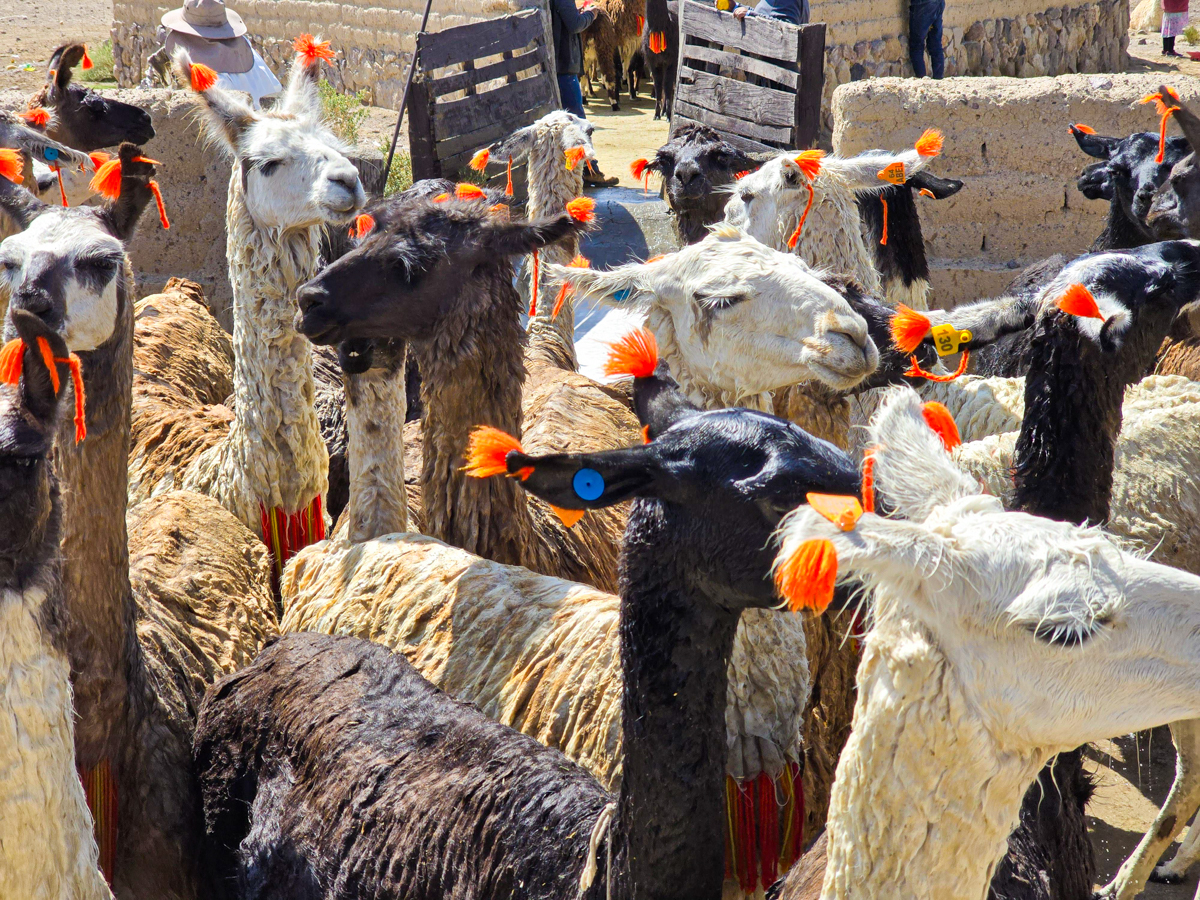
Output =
[{"x1": 0, "y1": 0, "x2": 1198, "y2": 890}]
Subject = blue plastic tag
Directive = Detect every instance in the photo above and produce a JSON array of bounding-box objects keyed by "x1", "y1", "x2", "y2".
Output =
[
  {"x1": 573, "y1": 468, "x2": 605, "y2": 501},
  {"x1": 612, "y1": 288, "x2": 632, "y2": 303},
  {"x1": 43, "y1": 146, "x2": 59, "y2": 162}
]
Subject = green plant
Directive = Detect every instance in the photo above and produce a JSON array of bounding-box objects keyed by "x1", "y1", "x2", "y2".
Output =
[
  {"x1": 378, "y1": 141, "x2": 413, "y2": 196},
  {"x1": 80, "y1": 40, "x2": 115, "y2": 83},
  {"x1": 318, "y1": 81, "x2": 369, "y2": 145},
  {"x1": 1184, "y1": 24, "x2": 1200, "y2": 45}
]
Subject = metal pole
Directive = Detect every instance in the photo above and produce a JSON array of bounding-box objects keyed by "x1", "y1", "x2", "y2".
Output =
[{"x1": 384, "y1": 0, "x2": 435, "y2": 181}]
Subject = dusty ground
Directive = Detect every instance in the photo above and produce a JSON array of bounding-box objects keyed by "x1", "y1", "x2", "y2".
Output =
[{"x1": 0, "y1": 0, "x2": 1197, "y2": 890}]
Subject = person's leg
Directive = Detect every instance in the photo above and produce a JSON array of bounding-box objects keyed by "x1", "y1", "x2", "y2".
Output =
[
  {"x1": 927, "y1": 0, "x2": 945, "y2": 78},
  {"x1": 908, "y1": 2, "x2": 929, "y2": 77},
  {"x1": 557, "y1": 74, "x2": 587, "y2": 118},
  {"x1": 1165, "y1": 34, "x2": 1176, "y2": 54}
]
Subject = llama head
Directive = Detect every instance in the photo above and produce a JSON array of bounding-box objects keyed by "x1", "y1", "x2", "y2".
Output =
[
  {"x1": 486, "y1": 110, "x2": 597, "y2": 173},
  {"x1": 547, "y1": 226, "x2": 879, "y2": 397},
  {"x1": 295, "y1": 191, "x2": 587, "y2": 345},
  {"x1": 0, "y1": 143, "x2": 154, "y2": 351},
  {"x1": 642, "y1": 124, "x2": 762, "y2": 240},
  {"x1": 0, "y1": 114, "x2": 91, "y2": 177},
  {"x1": 1147, "y1": 89, "x2": 1200, "y2": 239},
  {"x1": 28, "y1": 43, "x2": 155, "y2": 151},
  {"x1": 174, "y1": 44, "x2": 365, "y2": 230},
  {"x1": 1070, "y1": 122, "x2": 1188, "y2": 238},
  {"x1": 723, "y1": 138, "x2": 940, "y2": 250},
  {"x1": 777, "y1": 385, "x2": 1200, "y2": 749},
  {"x1": 472, "y1": 403, "x2": 859, "y2": 609}
]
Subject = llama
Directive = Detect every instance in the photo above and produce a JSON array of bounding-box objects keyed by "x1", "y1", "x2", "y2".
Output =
[
  {"x1": 125, "y1": 44, "x2": 365, "y2": 574},
  {"x1": 641, "y1": 0, "x2": 677, "y2": 120},
  {"x1": 199, "y1": 388, "x2": 862, "y2": 900},
  {"x1": 582, "y1": 0, "x2": 642, "y2": 111},
  {"x1": 0, "y1": 145, "x2": 278, "y2": 899},
  {"x1": 0, "y1": 309, "x2": 113, "y2": 900},
  {"x1": 0, "y1": 113, "x2": 91, "y2": 240},
  {"x1": 771, "y1": 385, "x2": 1200, "y2": 900}
]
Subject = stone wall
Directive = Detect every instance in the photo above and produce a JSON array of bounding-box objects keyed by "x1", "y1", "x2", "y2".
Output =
[
  {"x1": 0, "y1": 87, "x2": 382, "y2": 329},
  {"x1": 832, "y1": 74, "x2": 1200, "y2": 310},
  {"x1": 111, "y1": 0, "x2": 510, "y2": 106}
]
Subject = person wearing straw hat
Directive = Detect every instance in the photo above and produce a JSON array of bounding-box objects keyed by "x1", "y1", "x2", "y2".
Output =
[{"x1": 154, "y1": 0, "x2": 282, "y2": 107}]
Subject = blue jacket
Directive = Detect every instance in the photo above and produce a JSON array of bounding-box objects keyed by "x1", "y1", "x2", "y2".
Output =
[{"x1": 744, "y1": 0, "x2": 807, "y2": 26}]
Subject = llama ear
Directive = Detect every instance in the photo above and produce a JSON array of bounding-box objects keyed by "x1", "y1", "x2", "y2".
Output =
[
  {"x1": 864, "y1": 386, "x2": 981, "y2": 521},
  {"x1": 545, "y1": 259, "x2": 655, "y2": 309},
  {"x1": 280, "y1": 56, "x2": 324, "y2": 121},
  {"x1": 907, "y1": 170, "x2": 963, "y2": 198},
  {"x1": 900, "y1": 292, "x2": 1038, "y2": 355},
  {"x1": 0, "y1": 175, "x2": 47, "y2": 232},
  {"x1": 173, "y1": 49, "x2": 255, "y2": 149},
  {"x1": 1165, "y1": 88, "x2": 1200, "y2": 156},
  {"x1": 100, "y1": 143, "x2": 156, "y2": 241},
  {"x1": 481, "y1": 213, "x2": 585, "y2": 257},
  {"x1": 1070, "y1": 125, "x2": 1121, "y2": 160},
  {"x1": 823, "y1": 145, "x2": 936, "y2": 194},
  {"x1": 45, "y1": 43, "x2": 83, "y2": 102},
  {"x1": 489, "y1": 124, "x2": 538, "y2": 165},
  {"x1": 635, "y1": 365, "x2": 700, "y2": 437},
  {"x1": 507, "y1": 446, "x2": 660, "y2": 511}
]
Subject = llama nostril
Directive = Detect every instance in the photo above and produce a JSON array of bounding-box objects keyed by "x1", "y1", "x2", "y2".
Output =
[{"x1": 15, "y1": 293, "x2": 54, "y2": 323}]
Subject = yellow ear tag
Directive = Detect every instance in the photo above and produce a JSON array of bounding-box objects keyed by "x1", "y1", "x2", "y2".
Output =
[
  {"x1": 716, "y1": 0, "x2": 733, "y2": 10},
  {"x1": 550, "y1": 505, "x2": 585, "y2": 528},
  {"x1": 877, "y1": 161, "x2": 906, "y2": 185},
  {"x1": 930, "y1": 322, "x2": 972, "y2": 357},
  {"x1": 807, "y1": 493, "x2": 863, "y2": 532}
]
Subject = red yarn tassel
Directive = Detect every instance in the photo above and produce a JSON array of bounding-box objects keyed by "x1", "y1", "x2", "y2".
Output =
[
  {"x1": 758, "y1": 772, "x2": 780, "y2": 887},
  {"x1": 905, "y1": 349, "x2": 970, "y2": 382},
  {"x1": 258, "y1": 495, "x2": 326, "y2": 576},
  {"x1": 879, "y1": 196, "x2": 888, "y2": 246},
  {"x1": 53, "y1": 164, "x2": 68, "y2": 207},
  {"x1": 529, "y1": 250, "x2": 540, "y2": 316},
  {"x1": 79, "y1": 759, "x2": 118, "y2": 886},
  {"x1": 787, "y1": 183, "x2": 816, "y2": 249}
]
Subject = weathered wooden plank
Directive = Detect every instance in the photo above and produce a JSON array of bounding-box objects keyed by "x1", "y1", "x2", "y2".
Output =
[
  {"x1": 434, "y1": 98, "x2": 557, "y2": 160},
  {"x1": 671, "y1": 115, "x2": 775, "y2": 153},
  {"x1": 794, "y1": 22, "x2": 825, "y2": 149},
  {"x1": 679, "y1": 0, "x2": 797, "y2": 61},
  {"x1": 417, "y1": 9, "x2": 543, "y2": 72},
  {"x1": 408, "y1": 82, "x2": 440, "y2": 180},
  {"x1": 434, "y1": 75, "x2": 555, "y2": 137},
  {"x1": 672, "y1": 98, "x2": 792, "y2": 144},
  {"x1": 677, "y1": 68, "x2": 795, "y2": 127},
  {"x1": 679, "y1": 43, "x2": 798, "y2": 88},
  {"x1": 426, "y1": 47, "x2": 544, "y2": 96}
]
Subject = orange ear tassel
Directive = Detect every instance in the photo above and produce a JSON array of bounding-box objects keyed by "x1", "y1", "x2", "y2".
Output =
[
  {"x1": 775, "y1": 538, "x2": 838, "y2": 614},
  {"x1": 21, "y1": 107, "x2": 50, "y2": 127},
  {"x1": 565, "y1": 146, "x2": 587, "y2": 170},
  {"x1": 566, "y1": 196, "x2": 595, "y2": 222},
  {"x1": 81, "y1": 45, "x2": 94, "y2": 70},
  {"x1": 53, "y1": 165, "x2": 67, "y2": 207},
  {"x1": 551, "y1": 254, "x2": 589, "y2": 319},
  {"x1": 649, "y1": 31, "x2": 666, "y2": 54},
  {"x1": 0, "y1": 339, "x2": 24, "y2": 385},
  {"x1": 293, "y1": 33, "x2": 335, "y2": 66},
  {"x1": 463, "y1": 425, "x2": 531, "y2": 479},
  {"x1": 1141, "y1": 88, "x2": 1181, "y2": 164},
  {"x1": 879, "y1": 196, "x2": 888, "y2": 246},
  {"x1": 89, "y1": 157, "x2": 122, "y2": 200},
  {"x1": 630, "y1": 158, "x2": 651, "y2": 195},
  {"x1": 604, "y1": 327, "x2": 658, "y2": 378},
  {"x1": 904, "y1": 350, "x2": 970, "y2": 382},
  {"x1": 1072, "y1": 123, "x2": 1096, "y2": 135},
  {"x1": 189, "y1": 62, "x2": 218, "y2": 92},
  {"x1": 455, "y1": 182, "x2": 486, "y2": 200},
  {"x1": 506, "y1": 157, "x2": 513, "y2": 197},
  {"x1": 0, "y1": 338, "x2": 87, "y2": 442},
  {"x1": 861, "y1": 446, "x2": 878, "y2": 514},
  {"x1": 35, "y1": 337, "x2": 59, "y2": 393},
  {"x1": 786, "y1": 183, "x2": 815, "y2": 249},
  {"x1": 921, "y1": 401, "x2": 962, "y2": 450},
  {"x1": 0, "y1": 148, "x2": 24, "y2": 185},
  {"x1": 915, "y1": 128, "x2": 944, "y2": 157},
  {"x1": 148, "y1": 180, "x2": 170, "y2": 229},
  {"x1": 350, "y1": 212, "x2": 375, "y2": 239},
  {"x1": 469, "y1": 148, "x2": 490, "y2": 171},
  {"x1": 793, "y1": 149, "x2": 823, "y2": 181},
  {"x1": 890, "y1": 304, "x2": 932, "y2": 354},
  {"x1": 1055, "y1": 282, "x2": 1103, "y2": 320},
  {"x1": 67, "y1": 354, "x2": 85, "y2": 442}
]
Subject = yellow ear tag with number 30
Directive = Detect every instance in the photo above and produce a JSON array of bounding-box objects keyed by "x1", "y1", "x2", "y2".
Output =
[
  {"x1": 930, "y1": 323, "x2": 972, "y2": 356},
  {"x1": 877, "y1": 162, "x2": 906, "y2": 185}
]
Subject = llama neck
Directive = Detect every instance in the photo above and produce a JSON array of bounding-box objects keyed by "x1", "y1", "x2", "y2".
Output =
[
  {"x1": 344, "y1": 341, "x2": 408, "y2": 542},
  {"x1": 525, "y1": 138, "x2": 584, "y2": 371},
  {"x1": 1091, "y1": 199, "x2": 1149, "y2": 252},
  {"x1": 608, "y1": 500, "x2": 742, "y2": 899},
  {"x1": 413, "y1": 265, "x2": 537, "y2": 566},
  {"x1": 819, "y1": 616, "x2": 1047, "y2": 900},
  {"x1": 55, "y1": 265, "x2": 137, "y2": 769},
  {"x1": 186, "y1": 170, "x2": 328, "y2": 533},
  {"x1": 786, "y1": 176, "x2": 882, "y2": 296}
]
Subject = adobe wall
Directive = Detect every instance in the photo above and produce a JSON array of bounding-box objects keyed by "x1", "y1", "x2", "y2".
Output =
[
  {"x1": 819, "y1": 0, "x2": 1129, "y2": 132},
  {"x1": 832, "y1": 74, "x2": 1200, "y2": 309},
  {"x1": 110, "y1": 0, "x2": 508, "y2": 106}
]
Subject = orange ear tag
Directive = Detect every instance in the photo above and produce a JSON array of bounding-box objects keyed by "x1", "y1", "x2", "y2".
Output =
[
  {"x1": 807, "y1": 493, "x2": 863, "y2": 532},
  {"x1": 929, "y1": 322, "x2": 972, "y2": 356},
  {"x1": 877, "y1": 161, "x2": 906, "y2": 185},
  {"x1": 550, "y1": 505, "x2": 585, "y2": 528},
  {"x1": 919, "y1": 187, "x2": 935, "y2": 199}
]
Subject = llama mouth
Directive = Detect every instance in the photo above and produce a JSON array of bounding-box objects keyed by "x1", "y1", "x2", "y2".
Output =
[
  {"x1": 804, "y1": 358, "x2": 873, "y2": 391},
  {"x1": 295, "y1": 312, "x2": 343, "y2": 345}
]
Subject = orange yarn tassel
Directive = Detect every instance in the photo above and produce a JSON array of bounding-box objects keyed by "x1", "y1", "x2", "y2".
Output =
[
  {"x1": 89, "y1": 157, "x2": 122, "y2": 199},
  {"x1": 793, "y1": 148, "x2": 823, "y2": 180},
  {"x1": 905, "y1": 349, "x2": 970, "y2": 382},
  {"x1": 566, "y1": 196, "x2": 595, "y2": 222},
  {"x1": 53, "y1": 164, "x2": 67, "y2": 207},
  {"x1": 529, "y1": 250, "x2": 539, "y2": 316},
  {"x1": 922, "y1": 401, "x2": 962, "y2": 450},
  {"x1": 879, "y1": 196, "x2": 888, "y2": 245},
  {"x1": 0, "y1": 148, "x2": 24, "y2": 184},
  {"x1": 469, "y1": 148, "x2": 490, "y2": 171},
  {"x1": 564, "y1": 146, "x2": 586, "y2": 170},
  {"x1": 775, "y1": 538, "x2": 838, "y2": 613},
  {"x1": 551, "y1": 254, "x2": 589, "y2": 319},
  {"x1": 21, "y1": 106, "x2": 50, "y2": 127},
  {"x1": 350, "y1": 212, "x2": 375, "y2": 239},
  {"x1": 506, "y1": 157, "x2": 513, "y2": 197},
  {"x1": 455, "y1": 182, "x2": 485, "y2": 200},
  {"x1": 67, "y1": 354, "x2": 85, "y2": 443},
  {"x1": 915, "y1": 127, "x2": 944, "y2": 157},
  {"x1": 786, "y1": 183, "x2": 815, "y2": 249},
  {"x1": 604, "y1": 327, "x2": 658, "y2": 378},
  {"x1": 293, "y1": 33, "x2": 335, "y2": 66},
  {"x1": 861, "y1": 448, "x2": 876, "y2": 513},
  {"x1": 463, "y1": 425, "x2": 531, "y2": 479},
  {"x1": 1056, "y1": 282, "x2": 1102, "y2": 320},
  {"x1": 0, "y1": 338, "x2": 86, "y2": 442},
  {"x1": 148, "y1": 180, "x2": 170, "y2": 229},
  {"x1": 0, "y1": 339, "x2": 24, "y2": 384},
  {"x1": 1141, "y1": 88, "x2": 1180, "y2": 164},
  {"x1": 81, "y1": 45, "x2": 94, "y2": 70},
  {"x1": 890, "y1": 303, "x2": 933, "y2": 353},
  {"x1": 79, "y1": 760, "x2": 117, "y2": 886},
  {"x1": 189, "y1": 62, "x2": 218, "y2": 92},
  {"x1": 1072, "y1": 123, "x2": 1096, "y2": 134},
  {"x1": 36, "y1": 337, "x2": 59, "y2": 393}
]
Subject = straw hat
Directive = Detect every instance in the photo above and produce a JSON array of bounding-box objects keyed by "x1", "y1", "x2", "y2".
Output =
[{"x1": 162, "y1": 0, "x2": 247, "y2": 39}]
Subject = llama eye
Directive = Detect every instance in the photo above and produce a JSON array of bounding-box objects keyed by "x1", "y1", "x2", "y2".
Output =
[
  {"x1": 257, "y1": 159, "x2": 283, "y2": 176},
  {"x1": 697, "y1": 293, "x2": 749, "y2": 311}
]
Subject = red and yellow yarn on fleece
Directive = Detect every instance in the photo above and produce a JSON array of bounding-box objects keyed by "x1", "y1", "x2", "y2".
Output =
[
  {"x1": 724, "y1": 762, "x2": 806, "y2": 892},
  {"x1": 259, "y1": 495, "x2": 326, "y2": 577},
  {"x1": 79, "y1": 759, "x2": 118, "y2": 885}
]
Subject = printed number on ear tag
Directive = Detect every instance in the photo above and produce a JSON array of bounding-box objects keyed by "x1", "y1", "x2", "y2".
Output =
[
  {"x1": 930, "y1": 323, "x2": 972, "y2": 357},
  {"x1": 43, "y1": 146, "x2": 59, "y2": 162},
  {"x1": 573, "y1": 468, "x2": 605, "y2": 501},
  {"x1": 876, "y1": 162, "x2": 905, "y2": 185}
]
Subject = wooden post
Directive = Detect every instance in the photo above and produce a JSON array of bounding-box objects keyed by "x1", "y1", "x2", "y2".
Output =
[
  {"x1": 408, "y1": 77, "x2": 438, "y2": 180},
  {"x1": 794, "y1": 23, "x2": 825, "y2": 149}
]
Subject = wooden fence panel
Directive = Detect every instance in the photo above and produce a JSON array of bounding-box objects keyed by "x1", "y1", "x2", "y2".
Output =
[{"x1": 671, "y1": 0, "x2": 825, "y2": 152}]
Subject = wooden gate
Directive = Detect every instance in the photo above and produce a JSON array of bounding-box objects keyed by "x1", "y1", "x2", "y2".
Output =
[
  {"x1": 671, "y1": 0, "x2": 825, "y2": 152},
  {"x1": 408, "y1": 6, "x2": 561, "y2": 198}
]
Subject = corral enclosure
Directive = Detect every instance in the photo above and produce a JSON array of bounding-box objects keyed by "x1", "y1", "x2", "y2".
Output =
[{"x1": 832, "y1": 74, "x2": 1200, "y2": 309}]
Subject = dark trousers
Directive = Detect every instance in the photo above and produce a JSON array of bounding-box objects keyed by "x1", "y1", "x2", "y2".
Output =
[
  {"x1": 909, "y1": 0, "x2": 945, "y2": 78},
  {"x1": 558, "y1": 74, "x2": 586, "y2": 118}
]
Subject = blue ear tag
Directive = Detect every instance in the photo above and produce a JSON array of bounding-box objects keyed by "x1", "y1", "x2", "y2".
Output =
[
  {"x1": 573, "y1": 468, "x2": 605, "y2": 501},
  {"x1": 612, "y1": 288, "x2": 632, "y2": 303},
  {"x1": 43, "y1": 146, "x2": 59, "y2": 162}
]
